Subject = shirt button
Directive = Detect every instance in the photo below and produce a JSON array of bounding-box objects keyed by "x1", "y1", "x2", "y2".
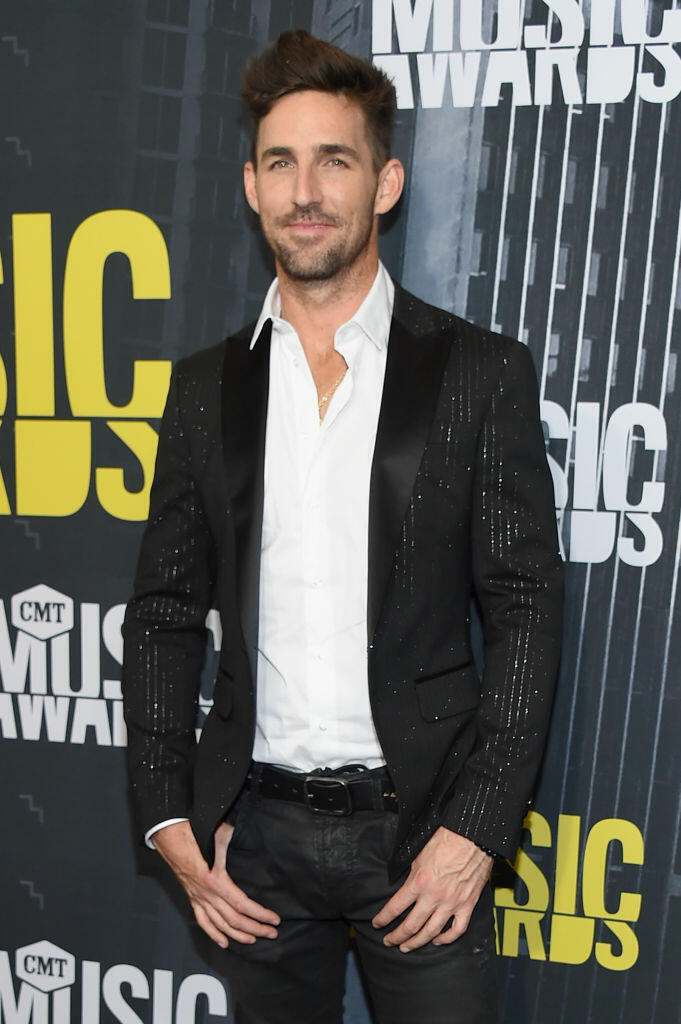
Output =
[
  {"x1": 312, "y1": 578, "x2": 322, "y2": 588},
  {"x1": 319, "y1": 723, "x2": 327, "y2": 732}
]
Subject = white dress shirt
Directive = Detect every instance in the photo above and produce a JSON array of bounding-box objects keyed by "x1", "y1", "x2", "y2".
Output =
[{"x1": 146, "y1": 262, "x2": 394, "y2": 845}]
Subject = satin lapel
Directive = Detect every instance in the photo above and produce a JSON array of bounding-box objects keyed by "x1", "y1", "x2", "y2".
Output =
[
  {"x1": 221, "y1": 320, "x2": 272, "y2": 681},
  {"x1": 367, "y1": 302, "x2": 450, "y2": 645}
]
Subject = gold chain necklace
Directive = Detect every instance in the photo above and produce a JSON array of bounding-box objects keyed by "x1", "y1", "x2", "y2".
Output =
[{"x1": 318, "y1": 368, "x2": 347, "y2": 423}]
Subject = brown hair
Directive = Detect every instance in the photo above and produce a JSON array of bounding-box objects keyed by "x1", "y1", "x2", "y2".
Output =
[{"x1": 241, "y1": 29, "x2": 396, "y2": 171}]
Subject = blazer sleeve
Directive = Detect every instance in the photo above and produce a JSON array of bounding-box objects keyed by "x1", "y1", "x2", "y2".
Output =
[
  {"x1": 439, "y1": 339, "x2": 564, "y2": 858},
  {"x1": 122, "y1": 366, "x2": 215, "y2": 841}
]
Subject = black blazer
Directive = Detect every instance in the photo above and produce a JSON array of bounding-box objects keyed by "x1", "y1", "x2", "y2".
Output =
[{"x1": 122, "y1": 285, "x2": 563, "y2": 881}]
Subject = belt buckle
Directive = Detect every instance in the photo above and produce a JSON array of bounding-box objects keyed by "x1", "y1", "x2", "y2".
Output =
[{"x1": 303, "y1": 775, "x2": 353, "y2": 815}]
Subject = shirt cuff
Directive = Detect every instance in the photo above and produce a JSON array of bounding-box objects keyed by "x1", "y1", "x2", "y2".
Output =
[{"x1": 144, "y1": 817, "x2": 189, "y2": 849}]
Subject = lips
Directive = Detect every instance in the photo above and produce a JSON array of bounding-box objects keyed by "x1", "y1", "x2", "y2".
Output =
[
  {"x1": 280, "y1": 214, "x2": 339, "y2": 230},
  {"x1": 286, "y1": 222, "x2": 333, "y2": 232}
]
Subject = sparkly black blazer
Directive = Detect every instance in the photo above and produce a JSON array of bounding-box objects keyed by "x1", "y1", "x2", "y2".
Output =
[{"x1": 122, "y1": 285, "x2": 563, "y2": 880}]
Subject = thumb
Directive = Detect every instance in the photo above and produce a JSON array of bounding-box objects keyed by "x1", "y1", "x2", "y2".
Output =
[{"x1": 212, "y1": 821, "x2": 235, "y2": 873}]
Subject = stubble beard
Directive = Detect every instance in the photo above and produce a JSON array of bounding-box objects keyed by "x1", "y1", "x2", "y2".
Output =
[{"x1": 263, "y1": 201, "x2": 376, "y2": 284}]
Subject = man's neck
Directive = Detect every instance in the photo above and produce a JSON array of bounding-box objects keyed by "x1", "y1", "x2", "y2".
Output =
[{"x1": 276, "y1": 251, "x2": 379, "y2": 361}]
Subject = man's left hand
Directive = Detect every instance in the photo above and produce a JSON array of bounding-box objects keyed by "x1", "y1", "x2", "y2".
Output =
[{"x1": 371, "y1": 827, "x2": 493, "y2": 952}]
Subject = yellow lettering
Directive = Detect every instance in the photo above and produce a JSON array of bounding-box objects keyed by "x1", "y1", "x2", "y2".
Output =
[
  {"x1": 582, "y1": 818, "x2": 643, "y2": 921},
  {"x1": 0, "y1": 354, "x2": 9, "y2": 510},
  {"x1": 500, "y1": 909, "x2": 546, "y2": 960},
  {"x1": 554, "y1": 814, "x2": 581, "y2": 914},
  {"x1": 63, "y1": 210, "x2": 171, "y2": 418},
  {"x1": 548, "y1": 913, "x2": 594, "y2": 964},
  {"x1": 495, "y1": 810, "x2": 551, "y2": 912},
  {"x1": 0, "y1": 350, "x2": 6, "y2": 414},
  {"x1": 595, "y1": 920, "x2": 639, "y2": 971},
  {"x1": 95, "y1": 421, "x2": 159, "y2": 521},
  {"x1": 12, "y1": 214, "x2": 55, "y2": 415},
  {"x1": 15, "y1": 420, "x2": 91, "y2": 516},
  {"x1": 0, "y1": 245, "x2": 7, "y2": 511}
]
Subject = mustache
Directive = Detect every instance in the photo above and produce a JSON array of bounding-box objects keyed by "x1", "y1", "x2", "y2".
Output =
[{"x1": 278, "y1": 205, "x2": 340, "y2": 228}]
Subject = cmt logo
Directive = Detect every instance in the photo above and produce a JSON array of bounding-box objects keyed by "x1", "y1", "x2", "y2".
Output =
[
  {"x1": 11, "y1": 586, "x2": 73, "y2": 640},
  {"x1": 494, "y1": 812, "x2": 644, "y2": 971},
  {"x1": 542, "y1": 400, "x2": 667, "y2": 566},
  {"x1": 15, "y1": 941, "x2": 75, "y2": 993},
  {"x1": 0, "y1": 209, "x2": 171, "y2": 521},
  {"x1": 0, "y1": 942, "x2": 227, "y2": 1023}
]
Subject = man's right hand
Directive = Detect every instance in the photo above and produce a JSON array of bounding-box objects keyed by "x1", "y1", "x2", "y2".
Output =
[{"x1": 152, "y1": 820, "x2": 280, "y2": 948}]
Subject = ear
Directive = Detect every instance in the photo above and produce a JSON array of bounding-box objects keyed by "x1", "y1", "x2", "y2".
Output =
[
  {"x1": 374, "y1": 158, "x2": 405, "y2": 216},
  {"x1": 243, "y1": 161, "x2": 260, "y2": 214}
]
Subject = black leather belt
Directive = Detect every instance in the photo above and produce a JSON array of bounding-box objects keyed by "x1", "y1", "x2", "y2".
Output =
[{"x1": 247, "y1": 762, "x2": 398, "y2": 816}]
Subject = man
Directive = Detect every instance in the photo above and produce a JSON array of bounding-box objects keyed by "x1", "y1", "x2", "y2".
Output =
[{"x1": 123, "y1": 28, "x2": 563, "y2": 1024}]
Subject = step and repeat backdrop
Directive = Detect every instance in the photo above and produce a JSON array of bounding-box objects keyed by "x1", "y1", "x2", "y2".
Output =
[{"x1": 2, "y1": 1, "x2": 681, "y2": 1022}]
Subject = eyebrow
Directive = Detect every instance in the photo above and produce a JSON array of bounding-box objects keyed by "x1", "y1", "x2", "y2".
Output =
[{"x1": 260, "y1": 143, "x2": 362, "y2": 162}]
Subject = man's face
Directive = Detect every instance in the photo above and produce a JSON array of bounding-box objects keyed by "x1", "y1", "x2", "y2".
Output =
[{"x1": 243, "y1": 90, "x2": 385, "y2": 283}]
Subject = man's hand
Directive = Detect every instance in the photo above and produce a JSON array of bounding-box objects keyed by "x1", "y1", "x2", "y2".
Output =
[
  {"x1": 152, "y1": 820, "x2": 280, "y2": 949},
  {"x1": 371, "y1": 827, "x2": 492, "y2": 952}
]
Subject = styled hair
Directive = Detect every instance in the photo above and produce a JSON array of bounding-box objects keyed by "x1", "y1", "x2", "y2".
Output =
[{"x1": 241, "y1": 29, "x2": 396, "y2": 171}]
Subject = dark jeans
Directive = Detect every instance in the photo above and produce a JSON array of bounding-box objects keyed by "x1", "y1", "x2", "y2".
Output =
[{"x1": 218, "y1": 781, "x2": 499, "y2": 1024}]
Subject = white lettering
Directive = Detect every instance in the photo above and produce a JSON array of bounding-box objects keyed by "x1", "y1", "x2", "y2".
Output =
[
  {"x1": 417, "y1": 52, "x2": 450, "y2": 105},
  {"x1": 81, "y1": 961, "x2": 101, "y2": 1024},
  {"x1": 373, "y1": 0, "x2": 451, "y2": 53},
  {"x1": 569, "y1": 511, "x2": 617, "y2": 563},
  {"x1": 573, "y1": 403, "x2": 600, "y2": 510},
  {"x1": 175, "y1": 976, "x2": 227, "y2": 1023},
  {"x1": 638, "y1": 45, "x2": 681, "y2": 103},
  {"x1": 534, "y1": 48, "x2": 582, "y2": 104},
  {"x1": 14, "y1": 696, "x2": 73, "y2": 742},
  {"x1": 619, "y1": 513, "x2": 664, "y2": 566},
  {"x1": 0, "y1": 604, "x2": 46, "y2": 694},
  {"x1": 524, "y1": 0, "x2": 584, "y2": 48},
  {"x1": 17, "y1": 695, "x2": 48, "y2": 741},
  {"x1": 0, "y1": 951, "x2": 46, "y2": 1024},
  {"x1": 45, "y1": 696, "x2": 70, "y2": 742},
  {"x1": 482, "y1": 50, "x2": 533, "y2": 106},
  {"x1": 70, "y1": 697, "x2": 112, "y2": 745},
  {"x1": 602, "y1": 404, "x2": 666, "y2": 512},
  {"x1": 103, "y1": 604, "x2": 125, "y2": 664},
  {"x1": 586, "y1": 46, "x2": 636, "y2": 104},
  {"x1": 0, "y1": 693, "x2": 17, "y2": 738},
  {"x1": 450, "y1": 51, "x2": 482, "y2": 105},
  {"x1": 589, "y1": 0, "x2": 616, "y2": 46},
  {"x1": 102, "y1": 964, "x2": 148, "y2": 1024},
  {"x1": 460, "y1": 0, "x2": 523, "y2": 50},
  {"x1": 111, "y1": 699, "x2": 127, "y2": 748},
  {"x1": 541, "y1": 400, "x2": 569, "y2": 510},
  {"x1": 152, "y1": 970, "x2": 173, "y2": 1024},
  {"x1": 373, "y1": 53, "x2": 414, "y2": 107},
  {"x1": 621, "y1": 0, "x2": 681, "y2": 44}
]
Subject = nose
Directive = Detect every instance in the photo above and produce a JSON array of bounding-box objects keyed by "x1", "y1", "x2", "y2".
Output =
[{"x1": 292, "y1": 162, "x2": 322, "y2": 209}]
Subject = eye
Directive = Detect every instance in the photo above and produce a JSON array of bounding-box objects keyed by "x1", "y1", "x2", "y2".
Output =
[
  {"x1": 269, "y1": 159, "x2": 292, "y2": 170},
  {"x1": 327, "y1": 157, "x2": 348, "y2": 168}
]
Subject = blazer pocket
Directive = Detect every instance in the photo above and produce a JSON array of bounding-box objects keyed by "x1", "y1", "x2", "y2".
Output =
[
  {"x1": 211, "y1": 673, "x2": 234, "y2": 720},
  {"x1": 414, "y1": 662, "x2": 480, "y2": 723}
]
